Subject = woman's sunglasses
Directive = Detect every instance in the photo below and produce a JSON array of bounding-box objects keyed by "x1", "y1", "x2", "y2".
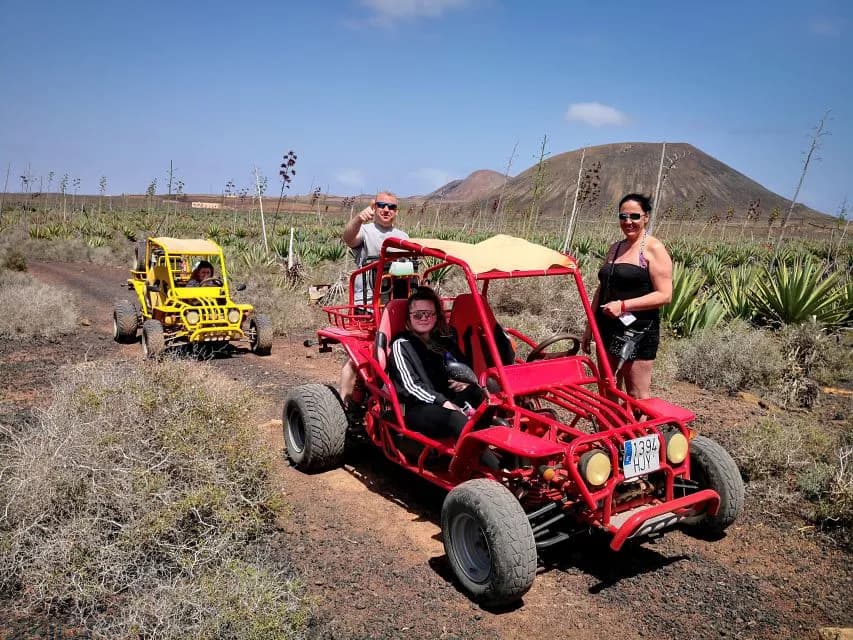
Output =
[
  {"x1": 618, "y1": 212, "x2": 644, "y2": 221},
  {"x1": 375, "y1": 201, "x2": 398, "y2": 211},
  {"x1": 409, "y1": 310, "x2": 436, "y2": 320}
]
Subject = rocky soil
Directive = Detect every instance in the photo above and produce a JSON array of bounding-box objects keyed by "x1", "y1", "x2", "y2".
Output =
[{"x1": 0, "y1": 261, "x2": 849, "y2": 639}]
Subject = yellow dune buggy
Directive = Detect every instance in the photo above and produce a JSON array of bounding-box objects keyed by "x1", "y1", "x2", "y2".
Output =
[{"x1": 113, "y1": 236, "x2": 273, "y2": 358}]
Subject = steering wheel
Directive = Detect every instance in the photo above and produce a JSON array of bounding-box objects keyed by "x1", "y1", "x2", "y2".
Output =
[
  {"x1": 526, "y1": 332, "x2": 581, "y2": 362},
  {"x1": 199, "y1": 277, "x2": 223, "y2": 287}
]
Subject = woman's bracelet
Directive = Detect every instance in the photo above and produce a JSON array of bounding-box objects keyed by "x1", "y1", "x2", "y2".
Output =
[{"x1": 620, "y1": 300, "x2": 626, "y2": 314}]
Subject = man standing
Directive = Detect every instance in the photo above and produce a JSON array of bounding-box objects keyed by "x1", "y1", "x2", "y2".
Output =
[
  {"x1": 342, "y1": 190, "x2": 409, "y2": 306},
  {"x1": 340, "y1": 190, "x2": 409, "y2": 401}
]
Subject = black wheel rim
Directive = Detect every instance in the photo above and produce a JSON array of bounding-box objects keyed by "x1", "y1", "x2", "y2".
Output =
[{"x1": 450, "y1": 512, "x2": 491, "y2": 584}]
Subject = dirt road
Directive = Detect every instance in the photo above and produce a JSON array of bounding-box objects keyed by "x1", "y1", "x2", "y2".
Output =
[{"x1": 9, "y1": 261, "x2": 852, "y2": 639}]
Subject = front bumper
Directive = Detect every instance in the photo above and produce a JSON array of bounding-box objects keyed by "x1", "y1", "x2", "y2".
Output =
[{"x1": 607, "y1": 489, "x2": 720, "y2": 550}]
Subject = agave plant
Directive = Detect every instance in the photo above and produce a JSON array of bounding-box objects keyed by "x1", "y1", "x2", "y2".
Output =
[
  {"x1": 666, "y1": 240, "x2": 701, "y2": 268},
  {"x1": 28, "y1": 224, "x2": 52, "y2": 239},
  {"x1": 661, "y1": 263, "x2": 706, "y2": 330},
  {"x1": 679, "y1": 294, "x2": 728, "y2": 337},
  {"x1": 570, "y1": 236, "x2": 595, "y2": 257},
  {"x1": 751, "y1": 257, "x2": 846, "y2": 326},
  {"x1": 239, "y1": 243, "x2": 277, "y2": 269},
  {"x1": 320, "y1": 242, "x2": 347, "y2": 263},
  {"x1": 697, "y1": 254, "x2": 725, "y2": 285},
  {"x1": 716, "y1": 264, "x2": 759, "y2": 321}
]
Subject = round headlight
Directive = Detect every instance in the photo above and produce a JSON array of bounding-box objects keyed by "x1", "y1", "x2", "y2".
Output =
[
  {"x1": 579, "y1": 450, "x2": 612, "y2": 487},
  {"x1": 185, "y1": 310, "x2": 200, "y2": 325},
  {"x1": 227, "y1": 309, "x2": 241, "y2": 323},
  {"x1": 665, "y1": 430, "x2": 689, "y2": 464}
]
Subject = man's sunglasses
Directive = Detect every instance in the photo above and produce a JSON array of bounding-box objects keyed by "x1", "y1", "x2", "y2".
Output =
[
  {"x1": 618, "y1": 212, "x2": 643, "y2": 221},
  {"x1": 409, "y1": 310, "x2": 436, "y2": 320},
  {"x1": 375, "y1": 201, "x2": 398, "y2": 211}
]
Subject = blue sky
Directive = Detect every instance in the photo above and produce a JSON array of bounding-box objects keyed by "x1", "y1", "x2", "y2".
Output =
[{"x1": 1, "y1": 0, "x2": 850, "y2": 215}]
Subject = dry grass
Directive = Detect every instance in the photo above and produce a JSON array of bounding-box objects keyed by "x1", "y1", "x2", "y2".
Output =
[
  {"x1": 730, "y1": 414, "x2": 853, "y2": 546},
  {"x1": 0, "y1": 360, "x2": 309, "y2": 638},
  {"x1": 669, "y1": 321, "x2": 785, "y2": 393},
  {"x1": 0, "y1": 268, "x2": 80, "y2": 337}
]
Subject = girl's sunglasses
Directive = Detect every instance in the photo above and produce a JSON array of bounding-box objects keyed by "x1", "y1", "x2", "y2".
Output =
[
  {"x1": 618, "y1": 212, "x2": 643, "y2": 221},
  {"x1": 375, "y1": 202, "x2": 398, "y2": 211},
  {"x1": 409, "y1": 310, "x2": 436, "y2": 320}
]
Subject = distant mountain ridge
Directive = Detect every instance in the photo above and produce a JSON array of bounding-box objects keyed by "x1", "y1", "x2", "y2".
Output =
[
  {"x1": 421, "y1": 142, "x2": 829, "y2": 222},
  {"x1": 425, "y1": 170, "x2": 506, "y2": 201}
]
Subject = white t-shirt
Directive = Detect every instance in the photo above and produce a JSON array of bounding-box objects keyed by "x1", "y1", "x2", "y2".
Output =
[{"x1": 351, "y1": 218, "x2": 409, "y2": 304}]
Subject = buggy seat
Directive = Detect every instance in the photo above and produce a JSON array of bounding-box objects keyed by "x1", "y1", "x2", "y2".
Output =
[
  {"x1": 449, "y1": 293, "x2": 516, "y2": 375},
  {"x1": 374, "y1": 298, "x2": 409, "y2": 371}
]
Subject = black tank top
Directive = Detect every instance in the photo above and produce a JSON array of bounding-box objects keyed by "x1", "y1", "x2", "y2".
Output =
[{"x1": 597, "y1": 246, "x2": 658, "y2": 327}]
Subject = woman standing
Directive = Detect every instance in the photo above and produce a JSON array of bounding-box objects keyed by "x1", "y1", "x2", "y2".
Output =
[{"x1": 581, "y1": 193, "x2": 673, "y2": 399}]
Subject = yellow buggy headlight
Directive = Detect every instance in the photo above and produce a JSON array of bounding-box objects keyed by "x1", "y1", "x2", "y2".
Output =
[
  {"x1": 227, "y1": 309, "x2": 241, "y2": 323},
  {"x1": 665, "y1": 430, "x2": 689, "y2": 464},
  {"x1": 185, "y1": 310, "x2": 200, "y2": 325},
  {"x1": 579, "y1": 450, "x2": 612, "y2": 487}
]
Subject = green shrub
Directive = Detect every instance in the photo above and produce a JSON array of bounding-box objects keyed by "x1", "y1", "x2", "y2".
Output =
[
  {"x1": 671, "y1": 321, "x2": 784, "y2": 392},
  {"x1": 0, "y1": 360, "x2": 309, "y2": 637}
]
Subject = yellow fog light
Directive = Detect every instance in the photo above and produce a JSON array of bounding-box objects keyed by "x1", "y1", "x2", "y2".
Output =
[
  {"x1": 579, "y1": 450, "x2": 611, "y2": 487},
  {"x1": 227, "y1": 309, "x2": 241, "y2": 323},
  {"x1": 164, "y1": 315, "x2": 176, "y2": 326},
  {"x1": 665, "y1": 431, "x2": 689, "y2": 464},
  {"x1": 185, "y1": 310, "x2": 200, "y2": 325},
  {"x1": 539, "y1": 466, "x2": 556, "y2": 482}
]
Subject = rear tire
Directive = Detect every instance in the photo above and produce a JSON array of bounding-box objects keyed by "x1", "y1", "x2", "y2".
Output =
[
  {"x1": 132, "y1": 238, "x2": 148, "y2": 271},
  {"x1": 250, "y1": 314, "x2": 273, "y2": 356},
  {"x1": 141, "y1": 319, "x2": 165, "y2": 359},
  {"x1": 441, "y1": 479, "x2": 537, "y2": 607},
  {"x1": 684, "y1": 436, "x2": 745, "y2": 533},
  {"x1": 283, "y1": 384, "x2": 347, "y2": 471},
  {"x1": 113, "y1": 300, "x2": 138, "y2": 343}
]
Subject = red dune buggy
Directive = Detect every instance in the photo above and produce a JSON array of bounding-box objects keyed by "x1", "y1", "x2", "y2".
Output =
[{"x1": 284, "y1": 235, "x2": 744, "y2": 606}]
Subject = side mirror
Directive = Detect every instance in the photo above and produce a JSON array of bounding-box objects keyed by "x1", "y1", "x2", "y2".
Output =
[
  {"x1": 147, "y1": 283, "x2": 161, "y2": 293},
  {"x1": 235, "y1": 283, "x2": 247, "y2": 292},
  {"x1": 446, "y1": 360, "x2": 478, "y2": 386}
]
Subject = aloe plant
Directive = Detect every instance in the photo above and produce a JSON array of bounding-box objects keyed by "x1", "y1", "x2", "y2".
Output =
[{"x1": 751, "y1": 257, "x2": 846, "y2": 325}]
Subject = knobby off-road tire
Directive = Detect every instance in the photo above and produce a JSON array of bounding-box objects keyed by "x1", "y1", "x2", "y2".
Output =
[
  {"x1": 132, "y1": 239, "x2": 148, "y2": 271},
  {"x1": 685, "y1": 435, "x2": 745, "y2": 534},
  {"x1": 441, "y1": 479, "x2": 537, "y2": 607},
  {"x1": 113, "y1": 300, "x2": 138, "y2": 343},
  {"x1": 141, "y1": 319, "x2": 165, "y2": 359},
  {"x1": 250, "y1": 314, "x2": 273, "y2": 356},
  {"x1": 283, "y1": 384, "x2": 347, "y2": 472}
]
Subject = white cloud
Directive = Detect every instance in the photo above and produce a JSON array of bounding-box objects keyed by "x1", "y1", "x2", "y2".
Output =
[
  {"x1": 808, "y1": 18, "x2": 842, "y2": 37},
  {"x1": 565, "y1": 102, "x2": 629, "y2": 127},
  {"x1": 334, "y1": 169, "x2": 365, "y2": 189},
  {"x1": 360, "y1": 0, "x2": 473, "y2": 26},
  {"x1": 411, "y1": 167, "x2": 454, "y2": 190}
]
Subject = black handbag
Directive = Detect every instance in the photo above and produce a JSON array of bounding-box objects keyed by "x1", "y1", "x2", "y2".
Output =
[{"x1": 607, "y1": 327, "x2": 647, "y2": 361}]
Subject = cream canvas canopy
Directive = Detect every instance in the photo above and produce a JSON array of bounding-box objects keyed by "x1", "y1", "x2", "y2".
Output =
[
  {"x1": 153, "y1": 237, "x2": 222, "y2": 254},
  {"x1": 403, "y1": 234, "x2": 576, "y2": 275}
]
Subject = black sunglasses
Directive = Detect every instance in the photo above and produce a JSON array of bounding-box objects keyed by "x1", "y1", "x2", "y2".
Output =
[
  {"x1": 409, "y1": 310, "x2": 436, "y2": 320},
  {"x1": 618, "y1": 212, "x2": 643, "y2": 221},
  {"x1": 375, "y1": 201, "x2": 398, "y2": 211}
]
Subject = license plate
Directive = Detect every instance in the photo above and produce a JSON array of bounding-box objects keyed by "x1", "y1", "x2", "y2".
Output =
[{"x1": 623, "y1": 434, "x2": 661, "y2": 479}]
